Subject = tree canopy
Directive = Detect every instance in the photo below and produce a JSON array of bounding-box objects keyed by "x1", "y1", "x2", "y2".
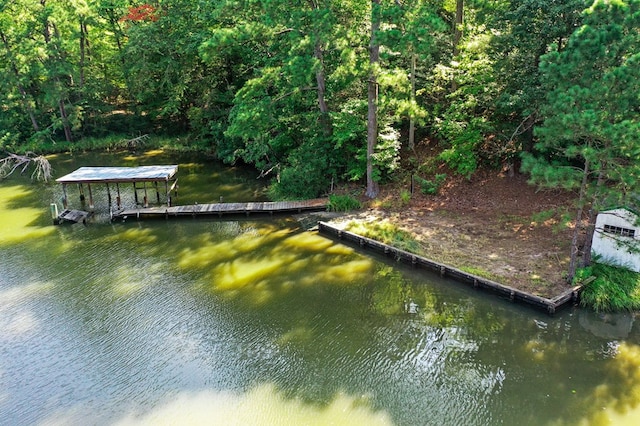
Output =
[{"x1": 1, "y1": 1, "x2": 637, "y2": 213}]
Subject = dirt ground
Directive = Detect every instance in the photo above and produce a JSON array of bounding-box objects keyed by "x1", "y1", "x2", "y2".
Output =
[{"x1": 326, "y1": 157, "x2": 578, "y2": 298}]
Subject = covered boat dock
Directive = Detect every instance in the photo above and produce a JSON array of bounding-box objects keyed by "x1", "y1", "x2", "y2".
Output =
[
  {"x1": 55, "y1": 165, "x2": 179, "y2": 212},
  {"x1": 53, "y1": 164, "x2": 329, "y2": 224}
]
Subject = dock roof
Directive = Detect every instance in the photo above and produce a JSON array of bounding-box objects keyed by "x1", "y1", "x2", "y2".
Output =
[{"x1": 56, "y1": 165, "x2": 178, "y2": 184}]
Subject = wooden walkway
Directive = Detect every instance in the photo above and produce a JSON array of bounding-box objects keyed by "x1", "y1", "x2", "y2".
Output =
[
  {"x1": 111, "y1": 198, "x2": 328, "y2": 220},
  {"x1": 317, "y1": 222, "x2": 583, "y2": 314}
]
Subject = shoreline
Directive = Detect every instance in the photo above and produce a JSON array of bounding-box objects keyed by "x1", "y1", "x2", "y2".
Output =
[{"x1": 316, "y1": 220, "x2": 582, "y2": 314}]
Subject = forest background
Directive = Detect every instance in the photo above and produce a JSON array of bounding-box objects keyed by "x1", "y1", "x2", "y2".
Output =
[{"x1": 1, "y1": 0, "x2": 639, "y2": 300}]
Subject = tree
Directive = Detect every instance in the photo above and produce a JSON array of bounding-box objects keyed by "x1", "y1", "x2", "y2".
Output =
[
  {"x1": 0, "y1": 28, "x2": 41, "y2": 133},
  {"x1": 522, "y1": 0, "x2": 640, "y2": 281},
  {"x1": 490, "y1": 0, "x2": 587, "y2": 155},
  {"x1": 366, "y1": 0, "x2": 381, "y2": 198},
  {"x1": 0, "y1": 0, "x2": 46, "y2": 143}
]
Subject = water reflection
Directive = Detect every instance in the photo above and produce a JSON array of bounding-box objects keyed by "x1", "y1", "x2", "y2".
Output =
[
  {"x1": 1, "y1": 151, "x2": 640, "y2": 425},
  {"x1": 0, "y1": 184, "x2": 54, "y2": 244},
  {"x1": 579, "y1": 310, "x2": 635, "y2": 339},
  {"x1": 179, "y1": 224, "x2": 373, "y2": 305},
  {"x1": 38, "y1": 384, "x2": 393, "y2": 426}
]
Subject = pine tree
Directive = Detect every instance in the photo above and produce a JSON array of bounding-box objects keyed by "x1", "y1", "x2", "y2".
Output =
[{"x1": 522, "y1": 0, "x2": 640, "y2": 281}]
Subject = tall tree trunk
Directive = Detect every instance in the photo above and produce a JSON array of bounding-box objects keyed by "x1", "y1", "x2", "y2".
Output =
[
  {"x1": 311, "y1": 28, "x2": 331, "y2": 136},
  {"x1": 307, "y1": 0, "x2": 332, "y2": 138},
  {"x1": 366, "y1": 0, "x2": 381, "y2": 199},
  {"x1": 58, "y1": 99, "x2": 73, "y2": 142},
  {"x1": 105, "y1": 8, "x2": 125, "y2": 64},
  {"x1": 41, "y1": 0, "x2": 50, "y2": 42},
  {"x1": 581, "y1": 168, "x2": 605, "y2": 267},
  {"x1": 452, "y1": 0, "x2": 463, "y2": 92},
  {"x1": 453, "y1": 0, "x2": 464, "y2": 56},
  {"x1": 568, "y1": 158, "x2": 590, "y2": 282},
  {"x1": 315, "y1": 43, "x2": 331, "y2": 135},
  {"x1": 79, "y1": 19, "x2": 88, "y2": 88},
  {"x1": 0, "y1": 30, "x2": 40, "y2": 132},
  {"x1": 408, "y1": 52, "x2": 416, "y2": 151}
]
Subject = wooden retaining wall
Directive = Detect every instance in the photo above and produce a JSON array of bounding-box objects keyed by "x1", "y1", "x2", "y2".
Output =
[{"x1": 318, "y1": 222, "x2": 582, "y2": 314}]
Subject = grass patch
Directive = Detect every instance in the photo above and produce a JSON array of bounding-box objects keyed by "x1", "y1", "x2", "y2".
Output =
[
  {"x1": 370, "y1": 198, "x2": 393, "y2": 209},
  {"x1": 12, "y1": 134, "x2": 206, "y2": 156},
  {"x1": 459, "y1": 266, "x2": 501, "y2": 282},
  {"x1": 575, "y1": 262, "x2": 640, "y2": 312},
  {"x1": 400, "y1": 189, "x2": 411, "y2": 206},
  {"x1": 345, "y1": 221, "x2": 422, "y2": 254},
  {"x1": 328, "y1": 194, "x2": 362, "y2": 212}
]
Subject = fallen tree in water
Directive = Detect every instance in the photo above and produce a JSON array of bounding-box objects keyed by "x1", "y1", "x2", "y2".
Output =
[{"x1": 0, "y1": 152, "x2": 52, "y2": 182}]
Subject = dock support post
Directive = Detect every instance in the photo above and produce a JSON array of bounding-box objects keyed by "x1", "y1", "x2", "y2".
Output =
[
  {"x1": 62, "y1": 184, "x2": 68, "y2": 209},
  {"x1": 78, "y1": 184, "x2": 86, "y2": 210},
  {"x1": 87, "y1": 183, "x2": 94, "y2": 210},
  {"x1": 134, "y1": 183, "x2": 139, "y2": 205},
  {"x1": 143, "y1": 182, "x2": 148, "y2": 208},
  {"x1": 106, "y1": 183, "x2": 112, "y2": 208},
  {"x1": 154, "y1": 181, "x2": 160, "y2": 204},
  {"x1": 116, "y1": 183, "x2": 121, "y2": 209},
  {"x1": 50, "y1": 203, "x2": 59, "y2": 225}
]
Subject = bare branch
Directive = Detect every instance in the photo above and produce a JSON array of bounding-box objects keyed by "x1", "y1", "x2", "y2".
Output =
[
  {"x1": 0, "y1": 152, "x2": 53, "y2": 182},
  {"x1": 509, "y1": 111, "x2": 537, "y2": 144},
  {"x1": 119, "y1": 134, "x2": 149, "y2": 150}
]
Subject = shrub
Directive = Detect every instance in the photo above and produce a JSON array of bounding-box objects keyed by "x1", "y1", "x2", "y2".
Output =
[
  {"x1": 576, "y1": 262, "x2": 640, "y2": 312},
  {"x1": 271, "y1": 165, "x2": 328, "y2": 200},
  {"x1": 328, "y1": 194, "x2": 361, "y2": 212},
  {"x1": 414, "y1": 174, "x2": 447, "y2": 195}
]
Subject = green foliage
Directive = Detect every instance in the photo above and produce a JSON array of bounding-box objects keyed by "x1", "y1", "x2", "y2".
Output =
[
  {"x1": 522, "y1": 0, "x2": 640, "y2": 279},
  {"x1": 268, "y1": 135, "x2": 339, "y2": 200},
  {"x1": 1, "y1": 0, "x2": 637, "y2": 205},
  {"x1": 528, "y1": 0, "x2": 640, "y2": 199},
  {"x1": 414, "y1": 156, "x2": 439, "y2": 175},
  {"x1": 576, "y1": 263, "x2": 640, "y2": 312},
  {"x1": 336, "y1": 120, "x2": 402, "y2": 184},
  {"x1": 489, "y1": 0, "x2": 588, "y2": 150},
  {"x1": 414, "y1": 173, "x2": 447, "y2": 195},
  {"x1": 371, "y1": 125, "x2": 403, "y2": 182},
  {"x1": 432, "y1": 23, "x2": 497, "y2": 178},
  {"x1": 438, "y1": 137, "x2": 479, "y2": 178},
  {"x1": 328, "y1": 194, "x2": 362, "y2": 212},
  {"x1": 270, "y1": 164, "x2": 326, "y2": 200}
]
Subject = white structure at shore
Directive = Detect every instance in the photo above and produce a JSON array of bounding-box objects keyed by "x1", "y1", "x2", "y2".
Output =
[{"x1": 591, "y1": 207, "x2": 640, "y2": 273}]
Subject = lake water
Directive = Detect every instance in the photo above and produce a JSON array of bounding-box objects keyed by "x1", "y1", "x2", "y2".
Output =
[{"x1": 1, "y1": 150, "x2": 639, "y2": 426}]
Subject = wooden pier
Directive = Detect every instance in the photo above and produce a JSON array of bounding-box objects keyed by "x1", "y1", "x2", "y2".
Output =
[
  {"x1": 317, "y1": 221, "x2": 583, "y2": 314},
  {"x1": 111, "y1": 198, "x2": 328, "y2": 221},
  {"x1": 55, "y1": 209, "x2": 90, "y2": 224}
]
